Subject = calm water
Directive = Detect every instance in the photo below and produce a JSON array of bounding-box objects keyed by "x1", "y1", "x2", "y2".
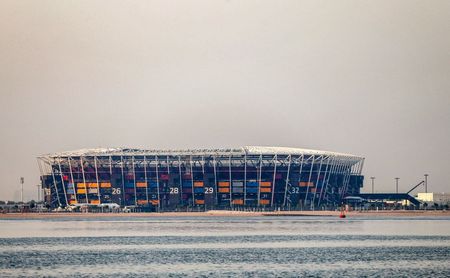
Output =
[{"x1": 1, "y1": 216, "x2": 450, "y2": 277}]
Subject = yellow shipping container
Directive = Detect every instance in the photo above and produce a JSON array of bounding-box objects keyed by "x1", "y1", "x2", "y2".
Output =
[
  {"x1": 218, "y1": 187, "x2": 230, "y2": 193},
  {"x1": 77, "y1": 183, "x2": 86, "y2": 189},
  {"x1": 194, "y1": 181, "x2": 204, "y2": 187},
  {"x1": 88, "y1": 183, "x2": 98, "y2": 188},
  {"x1": 77, "y1": 189, "x2": 86, "y2": 194},
  {"x1": 136, "y1": 182, "x2": 147, "y2": 188},
  {"x1": 218, "y1": 181, "x2": 230, "y2": 187},
  {"x1": 100, "y1": 182, "x2": 111, "y2": 188},
  {"x1": 260, "y1": 181, "x2": 271, "y2": 187}
]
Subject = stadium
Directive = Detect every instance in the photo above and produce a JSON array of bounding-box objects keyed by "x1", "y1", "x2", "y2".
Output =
[{"x1": 38, "y1": 146, "x2": 364, "y2": 211}]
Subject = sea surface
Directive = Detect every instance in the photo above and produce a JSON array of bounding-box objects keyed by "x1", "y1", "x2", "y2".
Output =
[{"x1": 1, "y1": 215, "x2": 450, "y2": 277}]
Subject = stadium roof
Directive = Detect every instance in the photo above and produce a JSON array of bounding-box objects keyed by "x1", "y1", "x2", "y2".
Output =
[{"x1": 39, "y1": 146, "x2": 363, "y2": 160}]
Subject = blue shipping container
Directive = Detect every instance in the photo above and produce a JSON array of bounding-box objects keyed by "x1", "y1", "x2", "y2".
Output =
[
  {"x1": 246, "y1": 188, "x2": 258, "y2": 193},
  {"x1": 247, "y1": 182, "x2": 258, "y2": 187},
  {"x1": 149, "y1": 181, "x2": 158, "y2": 188},
  {"x1": 125, "y1": 183, "x2": 135, "y2": 188},
  {"x1": 194, "y1": 187, "x2": 204, "y2": 194},
  {"x1": 182, "y1": 181, "x2": 193, "y2": 188}
]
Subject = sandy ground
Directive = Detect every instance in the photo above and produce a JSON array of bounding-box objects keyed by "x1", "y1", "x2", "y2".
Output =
[{"x1": 0, "y1": 210, "x2": 449, "y2": 219}]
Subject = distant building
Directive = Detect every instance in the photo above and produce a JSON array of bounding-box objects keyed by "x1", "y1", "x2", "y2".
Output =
[
  {"x1": 416, "y1": 192, "x2": 450, "y2": 206},
  {"x1": 37, "y1": 146, "x2": 364, "y2": 211}
]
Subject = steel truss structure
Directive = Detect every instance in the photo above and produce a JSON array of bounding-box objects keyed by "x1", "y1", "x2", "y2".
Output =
[{"x1": 38, "y1": 146, "x2": 364, "y2": 210}]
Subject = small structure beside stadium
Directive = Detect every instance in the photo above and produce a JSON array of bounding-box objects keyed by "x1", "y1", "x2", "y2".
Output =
[{"x1": 37, "y1": 146, "x2": 364, "y2": 211}]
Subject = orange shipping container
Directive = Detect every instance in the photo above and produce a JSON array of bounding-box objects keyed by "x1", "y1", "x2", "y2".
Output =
[
  {"x1": 299, "y1": 182, "x2": 314, "y2": 187},
  {"x1": 260, "y1": 199, "x2": 270, "y2": 205},
  {"x1": 90, "y1": 199, "x2": 100, "y2": 205},
  {"x1": 137, "y1": 200, "x2": 148, "y2": 205},
  {"x1": 77, "y1": 189, "x2": 86, "y2": 194},
  {"x1": 218, "y1": 181, "x2": 230, "y2": 187},
  {"x1": 218, "y1": 187, "x2": 230, "y2": 193},
  {"x1": 136, "y1": 182, "x2": 147, "y2": 188},
  {"x1": 77, "y1": 183, "x2": 86, "y2": 189},
  {"x1": 88, "y1": 183, "x2": 98, "y2": 188},
  {"x1": 150, "y1": 200, "x2": 160, "y2": 205},
  {"x1": 260, "y1": 181, "x2": 271, "y2": 187},
  {"x1": 100, "y1": 182, "x2": 111, "y2": 188},
  {"x1": 260, "y1": 187, "x2": 271, "y2": 193},
  {"x1": 194, "y1": 181, "x2": 204, "y2": 187},
  {"x1": 195, "y1": 199, "x2": 205, "y2": 205},
  {"x1": 232, "y1": 199, "x2": 244, "y2": 205},
  {"x1": 69, "y1": 200, "x2": 78, "y2": 205}
]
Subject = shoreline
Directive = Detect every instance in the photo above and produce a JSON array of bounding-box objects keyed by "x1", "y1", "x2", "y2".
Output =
[{"x1": 0, "y1": 210, "x2": 449, "y2": 219}]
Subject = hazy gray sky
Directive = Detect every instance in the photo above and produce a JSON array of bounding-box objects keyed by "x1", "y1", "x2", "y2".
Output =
[{"x1": 0, "y1": 0, "x2": 449, "y2": 201}]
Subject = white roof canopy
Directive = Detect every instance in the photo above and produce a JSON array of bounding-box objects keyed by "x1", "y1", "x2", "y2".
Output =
[{"x1": 39, "y1": 146, "x2": 363, "y2": 160}]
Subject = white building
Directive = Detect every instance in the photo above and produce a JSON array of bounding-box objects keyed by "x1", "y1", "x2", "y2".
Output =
[{"x1": 416, "y1": 193, "x2": 450, "y2": 206}]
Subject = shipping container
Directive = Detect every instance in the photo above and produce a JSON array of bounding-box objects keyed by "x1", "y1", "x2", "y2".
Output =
[
  {"x1": 218, "y1": 187, "x2": 230, "y2": 193},
  {"x1": 88, "y1": 183, "x2": 98, "y2": 188},
  {"x1": 67, "y1": 189, "x2": 75, "y2": 194},
  {"x1": 232, "y1": 199, "x2": 244, "y2": 205},
  {"x1": 160, "y1": 174, "x2": 169, "y2": 181},
  {"x1": 194, "y1": 187, "x2": 204, "y2": 194},
  {"x1": 246, "y1": 188, "x2": 258, "y2": 193},
  {"x1": 125, "y1": 188, "x2": 134, "y2": 193},
  {"x1": 137, "y1": 200, "x2": 148, "y2": 205},
  {"x1": 260, "y1": 187, "x2": 271, "y2": 193},
  {"x1": 77, "y1": 183, "x2": 86, "y2": 189},
  {"x1": 150, "y1": 200, "x2": 159, "y2": 205},
  {"x1": 195, "y1": 199, "x2": 205, "y2": 205},
  {"x1": 90, "y1": 199, "x2": 100, "y2": 205},
  {"x1": 77, "y1": 189, "x2": 86, "y2": 194},
  {"x1": 260, "y1": 181, "x2": 271, "y2": 187},
  {"x1": 125, "y1": 183, "x2": 135, "y2": 188},
  {"x1": 182, "y1": 181, "x2": 193, "y2": 188},
  {"x1": 136, "y1": 182, "x2": 147, "y2": 188},
  {"x1": 246, "y1": 181, "x2": 258, "y2": 187},
  {"x1": 69, "y1": 200, "x2": 77, "y2": 205},
  {"x1": 218, "y1": 181, "x2": 230, "y2": 187},
  {"x1": 88, "y1": 188, "x2": 98, "y2": 194},
  {"x1": 100, "y1": 182, "x2": 111, "y2": 188},
  {"x1": 299, "y1": 182, "x2": 314, "y2": 187},
  {"x1": 232, "y1": 181, "x2": 244, "y2": 187},
  {"x1": 194, "y1": 181, "x2": 204, "y2": 187},
  {"x1": 149, "y1": 180, "x2": 158, "y2": 188},
  {"x1": 232, "y1": 187, "x2": 244, "y2": 193},
  {"x1": 260, "y1": 199, "x2": 270, "y2": 205}
]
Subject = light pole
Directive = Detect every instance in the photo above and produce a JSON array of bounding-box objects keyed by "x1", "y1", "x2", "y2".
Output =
[
  {"x1": 20, "y1": 177, "x2": 24, "y2": 203},
  {"x1": 424, "y1": 174, "x2": 428, "y2": 193},
  {"x1": 395, "y1": 177, "x2": 399, "y2": 194},
  {"x1": 370, "y1": 177, "x2": 375, "y2": 194}
]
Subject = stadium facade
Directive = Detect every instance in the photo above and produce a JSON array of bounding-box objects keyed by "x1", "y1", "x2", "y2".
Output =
[{"x1": 38, "y1": 146, "x2": 364, "y2": 211}]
